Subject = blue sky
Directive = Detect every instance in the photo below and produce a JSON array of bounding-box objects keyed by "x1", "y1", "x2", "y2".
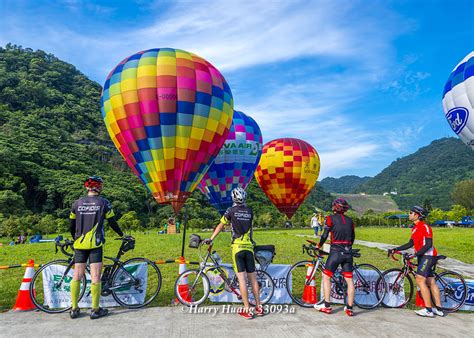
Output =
[{"x1": 1, "y1": 0, "x2": 473, "y2": 178}]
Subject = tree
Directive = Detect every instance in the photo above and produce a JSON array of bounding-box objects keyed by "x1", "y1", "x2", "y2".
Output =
[
  {"x1": 446, "y1": 205, "x2": 468, "y2": 222},
  {"x1": 118, "y1": 211, "x2": 142, "y2": 233},
  {"x1": 451, "y1": 179, "x2": 474, "y2": 211}
]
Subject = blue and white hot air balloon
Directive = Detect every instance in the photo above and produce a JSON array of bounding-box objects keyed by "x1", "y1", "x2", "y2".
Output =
[{"x1": 442, "y1": 52, "x2": 474, "y2": 150}]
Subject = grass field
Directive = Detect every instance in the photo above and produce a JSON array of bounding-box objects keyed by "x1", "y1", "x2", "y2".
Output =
[{"x1": 1, "y1": 227, "x2": 472, "y2": 312}]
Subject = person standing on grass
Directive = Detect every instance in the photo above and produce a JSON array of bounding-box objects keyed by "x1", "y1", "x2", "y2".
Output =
[
  {"x1": 311, "y1": 213, "x2": 320, "y2": 237},
  {"x1": 314, "y1": 198, "x2": 356, "y2": 317},
  {"x1": 204, "y1": 187, "x2": 264, "y2": 320},
  {"x1": 69, "y1": 176, "x2": 123, "y2": 320},
  {"x1": 388, "y1": 205, "x2": 445, "y2": 318}
]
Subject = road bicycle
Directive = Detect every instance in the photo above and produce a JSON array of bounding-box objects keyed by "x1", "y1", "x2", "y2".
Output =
[
  {"x1": 286, "y1": 240, "x2": 387, "y2": 309},
  {"x1": 30, "y1": 237, "x2": 162, "y2": 313},
  {"x1": 174, "y1": 234, "x2": 275, "y2": 306},
  {"x1": 381, "y1": 251, "x2": 467, "y2": 312}
]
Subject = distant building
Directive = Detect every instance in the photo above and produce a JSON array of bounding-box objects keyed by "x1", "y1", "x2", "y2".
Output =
[
  {"x1": 383, "y1": 192, "x2": 389, "y2": 196},
  {"x1": 359, "y1": 192, "x2": 366, "y2": 195}
]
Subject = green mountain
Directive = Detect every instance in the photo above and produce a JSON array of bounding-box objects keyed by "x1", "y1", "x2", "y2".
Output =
[
  {"x1": 355, "y1": 138, "x2": 474, "y2": 210},
  {"x1": 319, "y1": 175, "x2": 372, "y2": 193},
  {"x1": 0, "y1": 45, "x2": 333, "y2": 236}
]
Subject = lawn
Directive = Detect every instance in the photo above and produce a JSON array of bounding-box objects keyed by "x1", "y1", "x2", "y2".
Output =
[{"x1": 1, "y1": 227, "x2": 472, "y2": 311}]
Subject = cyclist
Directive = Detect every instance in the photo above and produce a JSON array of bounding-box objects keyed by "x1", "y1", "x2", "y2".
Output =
[
  {"x1": 69, "y1": 176, "x2": 124, "y2": 319},
  {"x1": 204, "y1": 187, "x2": 263, "y2": 319},
  {"x1": 388, "y1": 205, "x2": 445, "y2": 317},
  {"x1": 314, "y1": 198, "x2": 355, "y2": 316}
]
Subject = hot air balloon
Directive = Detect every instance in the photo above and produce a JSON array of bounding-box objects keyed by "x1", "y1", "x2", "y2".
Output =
[
  {"x1": 254, "y1": 138, "x2": 320, "y2": 219},
  {"x1": 198, "y1": 111, "x2": 263, "y2": 214},
  {"x1": 442, "y1": 51, "x2": 474, "y2": 150},
  {"x1": 101, "y1": 48, "x2": 234, "y2": 213}
]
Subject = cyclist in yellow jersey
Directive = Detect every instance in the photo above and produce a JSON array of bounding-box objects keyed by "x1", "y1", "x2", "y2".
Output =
[
  {"x1": 69, "y1": 176, "x2": 123, "y2": 319},
  {"x1": 204, "y1": 187, "x2": 263, "y2": 319}
]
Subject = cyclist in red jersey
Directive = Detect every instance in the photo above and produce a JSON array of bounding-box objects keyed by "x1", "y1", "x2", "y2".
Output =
[
  {"x1": 314, "y1": 198, "x2": 355, "y2": 317},
  {"x1": 388, "y1": 205, "x2": 445, "y2": 317}
]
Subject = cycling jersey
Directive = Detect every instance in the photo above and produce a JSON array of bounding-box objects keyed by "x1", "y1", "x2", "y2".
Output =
[
  {"x1": 325, "y1": 213, "x2": 355, "y2": 250},
  {"x1": 70, "y1": 195, "x2": 115, "y2": 250},
  {"x1": 220, "y1": 204, "x2": 254, "y2": 243},
  {"x1": 411, "y1": 221, "x2": 437, "y2": 256},
  {"x1": 221, "y1": 203, "x2": 255, "y2": 272}
]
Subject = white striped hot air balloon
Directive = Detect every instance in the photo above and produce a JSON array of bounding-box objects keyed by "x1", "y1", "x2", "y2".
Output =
[{"x1": 442, "y1": 52, "x2": 474, "y2": 150}]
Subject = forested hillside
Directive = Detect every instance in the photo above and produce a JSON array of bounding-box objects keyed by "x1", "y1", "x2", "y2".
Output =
[{"x1": 0, "y1": 45, "x2": 333, "y2": 237}]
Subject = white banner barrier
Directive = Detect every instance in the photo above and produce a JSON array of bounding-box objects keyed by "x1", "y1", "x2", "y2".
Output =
[
  {"x1": 208, "y1": 264, "x2": 292, "y2": 304},
  {"x1": 42, "y1": 263, "x2": 148, "y2": 308},
  {"x1": 437, "y1": 277, "x2": 474, "y2": 311}
]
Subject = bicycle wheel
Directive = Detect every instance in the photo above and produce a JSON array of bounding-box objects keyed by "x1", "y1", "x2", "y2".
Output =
[
  {"x1": 286, "y1": 260, "x2": 321, "y2": 307},
  {"x1": 30, "y1": 260, "x2": 86, "y2": 313},
  {"x1": 236, "y1": 270, "x2": 275, "y2": 305},
  {"x1": 174, "y1": 269, "x2": 210, "y2": 307},
  {"x1": 381, "y1": 268, "x2": 413, "y2": 308},
  {"x1": 352, "y1": 264, "x2": 386, "y2": 309},
  {"x1": 111, "y1": 257, "x2": 162, "y2": 308},
  {"x1": 434, "y1": 271, "x2": 467, "y2": 312}
]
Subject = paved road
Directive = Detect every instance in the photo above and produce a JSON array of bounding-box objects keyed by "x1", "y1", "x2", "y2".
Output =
[{"x1": 1, "y1": 306, "x2": 472, "y2": 337}]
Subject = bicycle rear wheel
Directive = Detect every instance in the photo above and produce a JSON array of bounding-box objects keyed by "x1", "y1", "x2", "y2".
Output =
[
  {"x1": 380, "y1": 268, "x2": 413, "y2": 308},
  {"x1": 353, "y1": 264, "x2": 386, "y2": 309},
  {"x1": 30, "y1": 260, "x2": 86, "y2": 313},
  {"x1": 174, "y1": 269, "x2": 210, "y2": 307},
  {"x1": 237, "y1": 270, "x2": 275, "y2": 305},
  {"x1": 111, "y1": 258, "x2": 162, "y2": 308},
  {"x1": 434, "y1": 271, "x2": 467, "y2": 312},
  {"x1": 286, "y1": 260, "x2": 321, "y2": 307}
]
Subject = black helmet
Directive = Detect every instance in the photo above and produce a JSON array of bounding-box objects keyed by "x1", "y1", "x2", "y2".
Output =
[
  {"x1": 410, "y1": 205, "x2": 429, "y2": 219},
  {"x1": 332, "y1": 198, "x2": 349, "y2": 213},
  {"x1": 84, "y1": 175, "x2": 104, "y2": 192}
]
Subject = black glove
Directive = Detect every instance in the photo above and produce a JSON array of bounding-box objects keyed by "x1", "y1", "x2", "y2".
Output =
[
  {"x1": 203, "y1": 238, "x2": 213, "y2": 245},
  {"x1": 387, "y1": 248, "x2": 395, "y2": 256}
]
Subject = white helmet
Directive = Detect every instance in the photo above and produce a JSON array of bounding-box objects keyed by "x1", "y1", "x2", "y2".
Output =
[{"x1": 231, "y1": 187, "x2": 247, "y2": 204}]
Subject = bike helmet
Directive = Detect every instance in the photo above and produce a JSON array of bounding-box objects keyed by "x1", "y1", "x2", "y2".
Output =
[
  {"x1": 410, "y1": 205, "x2": 429, "y2": 219},
  {"x1": 84, "y1": 175, "x2": 104, "y2": 192},
  {"x1": 231, "y1": 187, "x2": 247, "y2": 204},
  {"x1": 332, "y1": 198, "x2": 349, "y2": 213}
]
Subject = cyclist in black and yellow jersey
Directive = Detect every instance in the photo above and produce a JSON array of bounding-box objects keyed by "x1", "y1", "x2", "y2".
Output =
[
  {"x1": 204, "y1": 187, "x2": 263, "y2": 320},
  {"x1": 69, "y1": 176, "x2": 123, "y2": 319}
]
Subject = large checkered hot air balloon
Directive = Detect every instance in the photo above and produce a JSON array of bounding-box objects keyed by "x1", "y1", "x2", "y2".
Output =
[
  {"x1": 442, "y1": 51, "x2": 474, "y2": 150},
  {"x1": 101, "y1": 48, "x2": 234, "y2": 213},
  {"x1": 255, "y1": 138, "x2": 320, "y2": 219},
  {"x1": 198, "y1": 111, "x2": 263, "y2": 214}
]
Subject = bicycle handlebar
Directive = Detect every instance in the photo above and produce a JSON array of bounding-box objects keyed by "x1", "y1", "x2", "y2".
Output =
[{"x1": 55, "y1": 239, "x2": 74, "y2": 258}]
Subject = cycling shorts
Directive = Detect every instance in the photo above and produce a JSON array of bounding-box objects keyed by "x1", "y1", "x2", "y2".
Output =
[
  {"x1": 74, "y1": 247, "x2": 103, "y2": 264},
  {"x1": 323, "y1": 248, "x2": 353, "y2": 278},
  {"x1": 416, "y1": 255, "x2": 436, "y2": 278},
  {"x1": 233, "y1": 249, "x2": 256, "y2": 273}
]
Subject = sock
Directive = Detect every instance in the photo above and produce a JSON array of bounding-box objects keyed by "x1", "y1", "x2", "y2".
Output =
[
  {"x1": 425, "y1": 307, "x2": 432, "y2": 312},
  {"x1": 91, "y1": 282, "x2": 101, "y2": 310},
  {"x1": 346, "y1": 305, "x2": 353, "y2": 310},
  {"x1": 324, "y1": 301, "x2": 331, "y2": 308},
  {"x1": 70, "y1": 279, "x2": 80, "y2": 310}
]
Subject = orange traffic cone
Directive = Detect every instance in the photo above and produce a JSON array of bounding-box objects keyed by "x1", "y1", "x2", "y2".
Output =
[
  {"x1": 301, "y1": 264, "x2": 317, "y2": 304},
  {"x1": 175, "y1": 257, "x2": 192, "y2": 304},
  {"x1": 13, "y1": 259, "x2": 36, "y2": 311},
  {"x1": 415, "y1": 288, "x2": 425, "y2": 307}
]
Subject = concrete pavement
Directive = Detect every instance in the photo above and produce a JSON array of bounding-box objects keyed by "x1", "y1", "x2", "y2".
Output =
[{"x1": 1, "y1": 305, "x2": 472, "y2": 337}]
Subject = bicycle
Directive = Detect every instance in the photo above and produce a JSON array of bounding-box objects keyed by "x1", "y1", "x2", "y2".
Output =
[
  {"x1": 286, "y1": 240, "x2": 387, "y2": 309},
  {"x1": 381, "y1": 251, "x2": 467, "y2": 312},
  {"x1": 30, "y1": 237, "x2": 162, "y2": 313},
  {"x1": 174, "y1": 234, "x2": 275, "y2": 307}
]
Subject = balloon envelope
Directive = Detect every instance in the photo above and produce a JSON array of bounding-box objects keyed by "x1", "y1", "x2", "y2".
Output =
[
  {"x1": 442, "y1": 51, "x2": 474, "y2": 150},
  {"x1": 101, "y1": 48, "x2": 234, "y2": 212},
  {"x1": 198, "y1": 111, "x2": 263, "y2": 214},
  {"x1": 255, "y1": 138, "x2": 320, "y2": 219}
]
